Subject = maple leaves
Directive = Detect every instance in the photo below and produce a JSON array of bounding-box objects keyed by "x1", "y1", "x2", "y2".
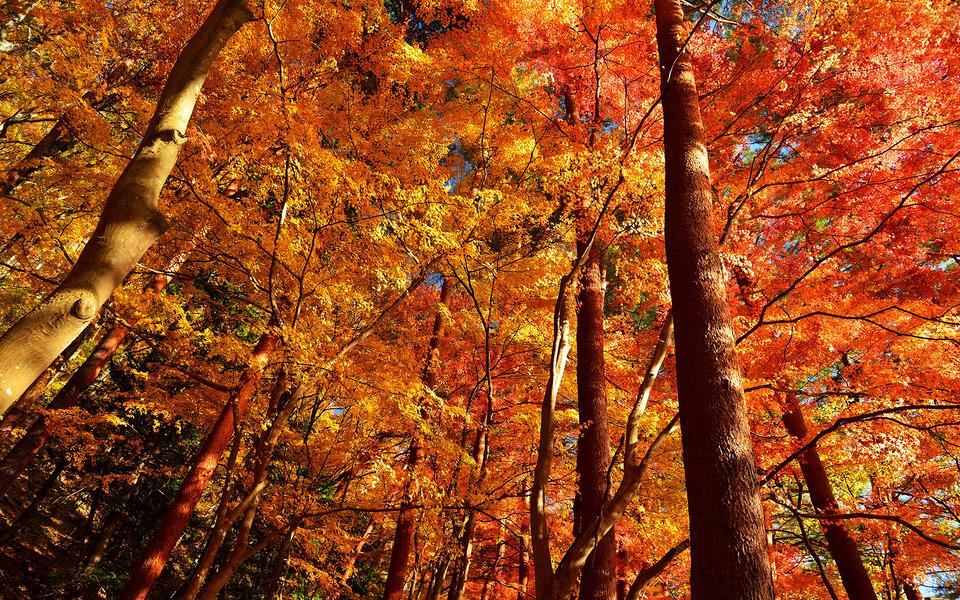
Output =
[{"x1": 0, "y1": 0, "x2": 958, "y2": 597}]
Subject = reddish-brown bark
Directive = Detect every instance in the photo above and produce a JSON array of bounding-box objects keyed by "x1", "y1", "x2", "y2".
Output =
[
  {"x1": 783, "y1": 396, "x2": 878, "y2": 600},
  {"x1": 574, "y1": 233, "x2": 616, "y2": 600},
  {"x1": 654, "y1": 0, "x2": 774, "y2": 597},
  {"x1": 384, "y1": 280, "x2": 451, "y2": 600},
  {"x1": 119, "y1": 326, "x2": 279, "y2": 600}
]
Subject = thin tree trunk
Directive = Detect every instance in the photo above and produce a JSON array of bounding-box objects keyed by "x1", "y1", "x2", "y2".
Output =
[
  {"x1": 654, "y1": 0, "x2": 774, "y2": 597},
  {"x1": 783, "y1": 396, "x2": 878, "y2": 600},
  {"x1": 0, "y1": 458, "x2": 65, "y2": 545},
  {"x1": 341, "y1": 521, "x2": 375, "y2": 585},
  {"x1": 518, "y1": 486, "x2": 530, "y2": 600},
  {"x1": 119, "y1": 325, "x2": 279, "y2": 600},
  {"x1": 1, "y1": 117, "x2": 71, "y2": 197},
  {"x1": 0, "y1": 0, "x2": 254, "y2": 417},
  {"x1": 480, "y1": 524, "x2": 505, "y2": 600},
  {"x1": 623, "y1": 539, "x2": 689, "y2": 600},
  {"x1": 190, "y1": 383, "x2": 304, "y2": 600},
  {"x1": 384, "y1": 280, "x2": 451, "y2": 600},
  {"x1": 84, "y1": 509, "x2": 122, "y2": 570},
  {"x1": 574, "y1": 233, "x2": 616, "y2": 600},
  {"x1": 263, "y1": 525, "x2": 296, "y2": 600},
  {"x1": 174, "y1": 421, "x2": 246, "y2": 600},
  {"x1": 427, "y1": 557, "x2": 450, "y2": 600}
]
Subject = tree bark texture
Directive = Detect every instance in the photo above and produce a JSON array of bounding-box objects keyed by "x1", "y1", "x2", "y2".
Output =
[
  {"x1": 384, "y1": 280, "x2": 451, "y2": 600},
  {"x1": 654, "y1": 0, "x2": 774, "y2": 597},
  {"x1": 574, "y1": 234, "x2": 616, "y2": 600},
  {"x1": 783, "y1": 396, "x2": 878, "y2": 600},
  {"x1": 119, "y1": 326, "x2": 279, "y2": 600}
]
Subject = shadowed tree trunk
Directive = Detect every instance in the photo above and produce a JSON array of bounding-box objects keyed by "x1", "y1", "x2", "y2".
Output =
[
  {"x1": 654, "y1": 0, "x2": 774, "y2": 597},
  {"x1": 782, "y1": 396, "x2": 878, "y2": 600},
  {"x1": 0, "y1": 457, "x2": 65, "y2": 545},
  {"x1": 384, "y1": 280, "x2": 451, "y2": 600},
  {"x1": 0, "y1": 0, "x2": 254, "y2": 417},
  {"x1": 574, "y1": 231, "x2": 616, "y2": 600},
  {"x1": 264, "y1": 525, "x2": 296, "y2": 600},
  {"x1": 119, "y1": 325, "x2": 279, "y2": 600}
]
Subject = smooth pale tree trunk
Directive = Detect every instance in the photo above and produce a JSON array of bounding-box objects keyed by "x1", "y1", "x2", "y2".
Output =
[
  {"x1": 0, "y1": 317, "x2": 97, "y2": 435},
  {"x1": 574, "y1": 233, "x2": 616, "y2": 600},
  {"x1": 654, "y1": 0, "x2": 774, "y2": 598},
  {"x1": 341, "y1": 521, "x2": 375, "y2": 585},
  {"x1": 0, "y1": 243, "x2": 196, "y2": 491},
  {"x1": 782, "y1": 396, "x2": 878, "y2": 600},
  {"x1": 0, "y1": 0, "x2": 254, "y2": 418},
  {"x1": 384, "y1": 280, "x2": 451, "y2": 600},
  {"x1": 119, "y1": 326, "x2": 279, "y2": 600}
]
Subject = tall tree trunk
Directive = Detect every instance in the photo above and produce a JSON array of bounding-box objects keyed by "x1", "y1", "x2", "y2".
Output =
[
  {"x1": 782, "y1": 396, "x2": 878, "y2": 600},
  {"x1": 0, "y1": 0, "x2": 254, "y2": 417},
  {"x1": 189, "y1": 383, "x2": 304, "y2": 600},
  {"x1": 480, "y1": 524, "x2": 506, "y2": 600},
  {"x1": 384, "y1": 280, "x2": 451, "y2": 600},
  {"x1": 574, "y1": 231, "x2": 616, "y2": 600},
  {"x1": 0, "y1": 243, "x2": 196, "y2": 490},
  {"x1": 518, "y1": 485, "x2": 530, "y2": 600},
  {"x1": 119, "y1": 326, "x2": 279, "y2": 600},
  {"x1": 654, "y1": 0, "x2": 774, "y2": 598}
]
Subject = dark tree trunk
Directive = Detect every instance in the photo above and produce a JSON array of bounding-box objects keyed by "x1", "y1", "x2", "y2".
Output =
[
  {"x1": 384, "y1": 280, "x2": 451, "y2": 600},
  {"x1": 654, "y1": 0, "x2": 774, "y2": 598},
  {"x1": 119, "y1": 327, "x2": 279, "y2": 600},
  {"x1": 574, "y1": 234, "x2": 616, "y2": 600},
  {"x1": 783, "y1": 397, "x2": 878, "y2": 600},
  {"x1": 0, "y1": 458, "x2": 65, "y2": 545}
]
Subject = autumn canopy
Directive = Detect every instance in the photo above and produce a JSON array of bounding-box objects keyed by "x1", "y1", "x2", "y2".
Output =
[{"x1": 0, "y1": 0, "x2": 958, "y2": 598}]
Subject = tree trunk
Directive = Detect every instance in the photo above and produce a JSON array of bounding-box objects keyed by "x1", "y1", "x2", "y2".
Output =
[
  {"x1": 341, "y1": 521, "x2": 375, "y2": 585},
  {"x1": 574, "y1": 232, "x2": 616, "y2": 600},
  {"x1": 0, "y1": 0, "x2": 254, "y2": 417},
  {"x1": 0, "y1": 316, "x2": 97, "y2": 435},
  {"x1": 623, "y1": 539, "x2": 689, "y2": 600},
  {"x1": 0, "y1": 457, "x2": 65, "y2": 545},
  {"x1": 782, "y1": 397, "x2": 878, "y2": 600},
  {"x1": 119, "y1": 326, "x2": 279, "y2": 600},
  {"x1": 0, "y1": 242, "x2": 195, "y2": 490},
  {"x1": 384, "y1": 280, "x2": 451, "y2": 600},
  {"x1": 263, "y1": 525, "x2": 296, "y2": 600},
  {"x1": 190, "y1": 383, "x2": 304, "y2": 600},
  {"x1": 1, "y1": 116, "x2": 71, "y2": 197},
  {"x1": 654, "y1": 0, "x2": 774, "y2": 598}
]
